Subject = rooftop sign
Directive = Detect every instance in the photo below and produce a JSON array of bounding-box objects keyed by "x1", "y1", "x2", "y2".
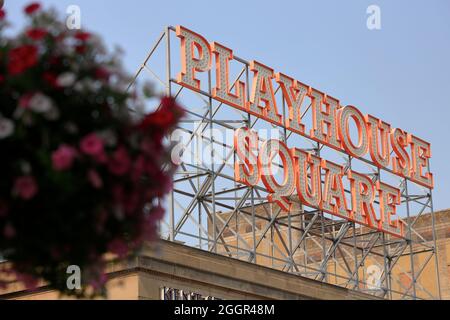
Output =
[{"x1": 174, "y1": 25, "x2": 434, "y2": 238}]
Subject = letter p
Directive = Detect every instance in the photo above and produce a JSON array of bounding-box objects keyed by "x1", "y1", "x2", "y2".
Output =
[{"x1": 176, "y1": 26, "x2": 212, "y2": 91}]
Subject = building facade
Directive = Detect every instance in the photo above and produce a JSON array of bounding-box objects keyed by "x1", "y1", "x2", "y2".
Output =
[
  {"x1": 0, "y1": 210, "x2": 448, "y2": 300},
  {"x1": 0, "y1": 240, "x2": 378, "y2": 300}
]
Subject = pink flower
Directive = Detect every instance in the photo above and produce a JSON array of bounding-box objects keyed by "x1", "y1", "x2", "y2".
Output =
[
  {"x1": 51, "y1": 144, "x2": 77, "y2": 171},
  {"x1": 15, "y1": 272, "x2": 38, "y2": 291},
  {"x1": 18, "y1": 92, "x2": 34, "y2": 109},
  {"x1": 141, "y1": 206, "x2": 165, "y2": 242},
  {"x1": 140, "y1": 138, "x2": 158, "y2": 155},
  {"x1": 112, "y1": 185, "x2": 124, "y2": 203},
  {"x1": 108, "y1": 147, "x2": 131, "y2": 176},
  {"x1": 159, "y1": 174, "x2": 173, "y2": 195},
  {"x1": 107, "y1": 239, "x2": 129, "y2": 258},
  {"x1": 151, "y1": 205, "x2": 166, "y2": 221},
  {"x1": 146, "y1": 171, "x2": 172, "y2": 197},
  {"x1": 87, "y1": 170, "x2": 103, "y2": 189},
  {"x1": 93, "y1": 151, "x2": 108, "y2": 164},
  {"x1": 124, "y1": 193, "x2": 139, "y2": 216},
  {"x1": 89, "y1": 272, "x2": 107, "y2": 292},
  {"x1": 80, "y1": 133, "x2": 104, "y2": 157},
  {"x1": 13, "y1": 176, "x2": 38, "y2": 200}
]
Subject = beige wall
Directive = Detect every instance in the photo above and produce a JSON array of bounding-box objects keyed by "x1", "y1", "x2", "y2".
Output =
[{"x1": 0, "y1": 241, "x2": 378, "y2": 300}]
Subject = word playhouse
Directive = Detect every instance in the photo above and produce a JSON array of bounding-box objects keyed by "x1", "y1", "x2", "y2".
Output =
[{"x1": 174, "y1": 25, "x2": 435, "y2": 238}]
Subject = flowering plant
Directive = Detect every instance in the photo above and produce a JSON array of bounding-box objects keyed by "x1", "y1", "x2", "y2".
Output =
[{"x1": 0, "y1": 3, "x2": 183, "y2": 297}]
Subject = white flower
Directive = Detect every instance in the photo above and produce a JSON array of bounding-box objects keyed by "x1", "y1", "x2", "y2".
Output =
[
  {"x1": 20, "y1": 161, "x2": 31, "y2": 175},
  {"x1": 74, "y1": 79, "x2": 100, "y2": 92},
  {"x1": 84, "y1": 79, "x2": 101, "y2": 91},
  {"x1": 29, "y1": 93, "x2": 54, "y2": 113},
  {"x1": 64, "y1": 122, "x2": 79, "y2": 134},
  {"x1": 74, "y1": 81, "x2": 84, "y2": 92},
  {"x1": 44, "y1": 105, "x2": 60, "y2": 121},
  {"x1": 13, "y1": 107, "x2": 25, "y2": 119},
  {"x1": 99, "y1": 130, "x2": 117, "y2": 147},
  {"x1": 0, "y1": 117, "x2": 15, "y2": 139},
  {"x1": 57, "y1": 72, "x2": 76, "y2": 87},
  {"x1": 113, "y1": 206, "x2": 125, "y2": 221}
]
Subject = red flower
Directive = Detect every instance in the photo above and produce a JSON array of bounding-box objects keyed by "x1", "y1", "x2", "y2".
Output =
[
  {"x1": 75, "y1": 45, "x2": 86, "y2": 54},
  {"x1": 74, "y1": 31, "x2": 91, "y2": 42},
  {"x1": 26, "y1": 28, "x2": 48, "y2": 41},
  {"x1": 43, "y1": 72, "x2": 59, "y2": 88},
  {"x1": 24, "y1": 2, "x2": 41, "y2": 15},
  {"x1": 8, "y1": 45, "x2": 38, "y2": 76},
  {"x1": 49, "y1": 56, "x2": 61, "y2": 66},
  {"x1": 131, "y1": 155, "x2": 146, "y2": 182},
  {"x1": 13, "y1": 176, "x2": 38, "y2": 200},
  {"x1": 0, "y1": 9, "x2": 6, "y2": 20},
  {"x1": 55, "y1": 33, "x2": 66, "y2": 43},
  {"x1": 95, "y1": 67, "x2": 110, "y2": 81},
  {"x1": 139, "y1": 97, "x2": 184, "y2": 131},
  {"x1": 108, "y1": 147, "x2": 131, "y2": 176}
]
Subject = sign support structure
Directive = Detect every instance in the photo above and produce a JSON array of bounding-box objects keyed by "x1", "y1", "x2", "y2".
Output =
[{"x1": 128, "y1": 26, "x2": 442, "y2": 300}]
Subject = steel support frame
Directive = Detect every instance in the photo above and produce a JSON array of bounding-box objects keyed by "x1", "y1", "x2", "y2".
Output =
[{"x1": 128, "y1": 26, "x2": 442, "y2": 300}]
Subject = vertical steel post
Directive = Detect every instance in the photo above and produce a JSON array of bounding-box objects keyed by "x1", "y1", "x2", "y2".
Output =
[
  {"x1": 428, "y1": 161, "x2": 442, "y2": 300},
  {"x1": 165, "y1": 27, "x2": 175, "y2": 242},
  {"x1": 208, "y1": 69, "x2": 217, "y2": 253},
  {"x1": 404, "y1": 179, "x2": 417, "y2": 299}
]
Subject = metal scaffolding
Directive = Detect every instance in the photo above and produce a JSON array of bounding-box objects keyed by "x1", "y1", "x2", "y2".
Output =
[{"x1": 128, "y1": 26, "x2": 442, "y2": 300}]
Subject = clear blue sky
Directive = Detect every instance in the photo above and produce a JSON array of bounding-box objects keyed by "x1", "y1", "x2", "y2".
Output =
[{"x1": 5, "y1": 0, "x2": 450, "y2": 211}]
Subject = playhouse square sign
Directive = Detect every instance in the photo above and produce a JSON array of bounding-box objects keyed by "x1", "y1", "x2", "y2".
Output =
[{"x1": 174, "y1": 25, "x2": 434, "y2": 238}]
